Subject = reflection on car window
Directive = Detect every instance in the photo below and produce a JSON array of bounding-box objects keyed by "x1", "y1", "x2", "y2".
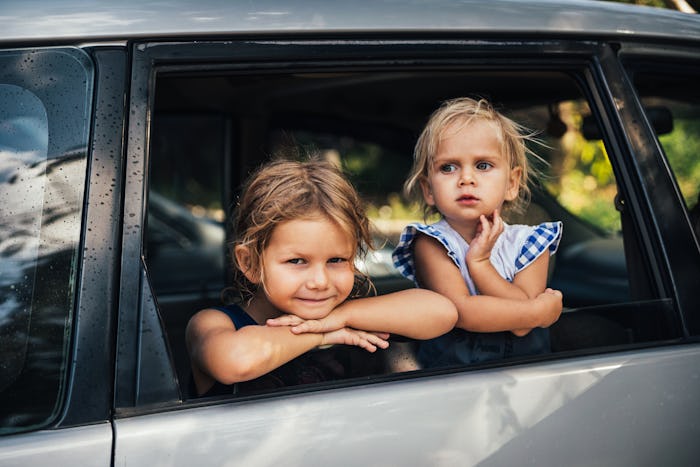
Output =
[
  {"x1": 628, "y1": 70, "x2": 700, "y2": 241},
  {"x1": 0, "y1": 49, "x2": 92, "y2": 435}
]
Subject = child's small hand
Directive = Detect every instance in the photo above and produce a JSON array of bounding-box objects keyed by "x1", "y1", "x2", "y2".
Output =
[
  {"x1": 466, "y1": 209, "x2": 504, "y2": 265},
  {"x1": 321, "y1": 328, "x2": 390, "y2": 352},
  {"x1": 268, "y1": 312, "x2": 347, "y2": 334},
  {"x1": 266, "y1": 314, "x2": 305, "y2": 327}
]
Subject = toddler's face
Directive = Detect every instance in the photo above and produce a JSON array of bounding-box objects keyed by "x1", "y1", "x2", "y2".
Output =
[
  {"x1": 421, "y1": 119, "x2": 521, "y2": 240},
  {"x1": 259, "y1": 216, "x2": 356, "y2": 319}
]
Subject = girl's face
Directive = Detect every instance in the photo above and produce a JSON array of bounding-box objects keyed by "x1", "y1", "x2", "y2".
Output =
[
  {"x1": 257, "y1": 216, "x2": 356, "y2": 320},
  {"x1": 421, "y1": 119, "x2": 521, "y2": 240}
]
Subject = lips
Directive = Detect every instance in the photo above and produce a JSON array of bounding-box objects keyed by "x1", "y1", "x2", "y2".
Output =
[
  {"x1": 457, "y1": 194, "x2": 479, "y2": 204},
  {"x1": 296, "y1": 296, "x2": 333, "y2": 305}
]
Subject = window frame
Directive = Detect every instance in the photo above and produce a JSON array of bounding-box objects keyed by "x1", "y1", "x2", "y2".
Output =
[
  {"x1": 116, "y1": 37, "x2": 696, "y2": 412},
  {"x1": 615, "y1": 42, "x2": 700, "y2": 337}
]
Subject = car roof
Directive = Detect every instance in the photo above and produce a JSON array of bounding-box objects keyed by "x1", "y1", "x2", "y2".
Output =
[{"x1": 1, "y1": 0, "x2": 699, "y2": 44}]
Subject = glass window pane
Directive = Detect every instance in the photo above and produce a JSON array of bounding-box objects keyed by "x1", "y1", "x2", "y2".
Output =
[
  {"x1": 628, "y1": 71, "x2": 700, "y2": 241},
  {"x1": 0, "y1": 48, "x2": 93, "y2": 435}
]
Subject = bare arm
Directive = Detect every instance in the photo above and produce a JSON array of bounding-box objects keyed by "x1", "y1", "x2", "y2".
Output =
[
  {"x1": 330, "y1": 288, "x2": 457, "y2": 339},
  {"x1": 186, "y1": 308, "x2": 388, "y2": 393},
  {"x1": 268, "y1": 288, "x2": 458, "y2": 340},
  {"x1": 469, "y1": 250, "x2": 550, "y2": 300},
  {"x1": 466, "y1": 212, "x2": 550, "y2": 300},
  {"x1": 414, "y1": 234, "x2": 561, "y2": 333}
]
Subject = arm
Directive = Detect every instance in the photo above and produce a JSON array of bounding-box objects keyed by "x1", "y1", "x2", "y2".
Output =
[
  {"x1": 466, "y1": 212, "x2": 549, "y2": 300},
  {"x1": 186, "y1": 308, "x2": 388, "y2": 391},
  {"x1": 269, "y1": 289, "x2": 458, "y2": 340},
  {"x1": 414, "y1": 233, "x2": 561, "y2": 333},
  {"x1": 329, "y1": 288, "x2": 457, "y2": 339}
]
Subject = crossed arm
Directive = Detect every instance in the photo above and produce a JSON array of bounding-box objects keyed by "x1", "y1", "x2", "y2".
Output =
[
  {"x1": 186, "y1": 308, "x2": 389, "y2": 394},
  {"x1": 413, "y1": 229, "x2": 561, "y2": 335},
  {"x1": 186, "y1": 289, "x2": 457, "y2": 394},
  {"x1": 268, "y1": 288, "x2": 458, "y2": 338}
]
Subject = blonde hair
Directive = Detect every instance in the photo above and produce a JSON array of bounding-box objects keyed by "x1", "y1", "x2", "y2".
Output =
[
  {"x1": 405, "y1": 97, "x2": 541, "y2": 218},
  {"x1": 230, "y1": 158, "x2": 373, "y2": 301}
]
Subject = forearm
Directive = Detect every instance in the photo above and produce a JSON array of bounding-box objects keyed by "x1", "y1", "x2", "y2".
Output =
[
  {"x1": 468, "y1": 261, "x2": 529, "y2": 300},
  {"x1": 335, "y1": 289, "x2": 457, "y2": 339},
  {"x1": 454, "y1": 294, "x2": 540, "y2": 333},
  {"x1": 205, "y1": 325, "x2": 322, "y2": 384}
]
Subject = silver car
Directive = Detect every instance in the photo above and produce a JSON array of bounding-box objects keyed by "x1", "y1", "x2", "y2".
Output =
[{"x1": 1, "y1": 1, "x2": 699, "y2": 465}]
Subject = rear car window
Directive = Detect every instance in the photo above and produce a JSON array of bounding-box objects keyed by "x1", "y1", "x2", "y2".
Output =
[
  {"x1": 626, "y1": 68, "x2": 700, "y2": 243},
  {"x1": 0, "y1": 48, "x2": 93, "y2": 434}
]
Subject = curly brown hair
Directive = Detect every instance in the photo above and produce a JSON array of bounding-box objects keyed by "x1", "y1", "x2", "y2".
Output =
[{"x1": 229, "y1": 158, "x2": 374, "y2": 302}]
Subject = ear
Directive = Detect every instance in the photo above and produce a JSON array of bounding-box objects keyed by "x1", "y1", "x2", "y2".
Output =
[
  {"x1": 420, "y1": 178, "x2": 436, "y2": 207},
  {"x1": 234, "y1": 244, "x2": 261, "y2": 284},
  {"x1": 505, "y1": 167, "x2": 522, "y2": 202}
]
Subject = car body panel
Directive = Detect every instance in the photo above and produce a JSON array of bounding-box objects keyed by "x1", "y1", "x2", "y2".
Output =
[
  {"x1": 0, "y1": 0, "x2": 700, "y2": 43},
  {"x1": 0, "y1": 423, "x2": 112, "y2": 467},
  {"x1": 114, "y1": 344, "x2": 700, "y2": 466}
]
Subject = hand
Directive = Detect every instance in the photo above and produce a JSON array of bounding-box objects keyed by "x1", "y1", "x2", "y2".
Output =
[
  {"x1": 266, "y1": 314, "x2": 305, "y2": 328},
  {"x1": 533, "y1": 288, "x2": 563, "y2": 328},
  {"x1": 321, "y1": 327, "x2": 390, "y2": 352},
  {"x1": 269, "y1": 311, "x2": 347, "y2": 335},
  {"x1": 466, "y1": 210, "x2": 504, "y2": 265}
]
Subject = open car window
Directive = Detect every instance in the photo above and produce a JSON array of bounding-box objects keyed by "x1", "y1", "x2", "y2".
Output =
[{"x1": 137, "y1": 43, "x2": 682, "y2": 404}]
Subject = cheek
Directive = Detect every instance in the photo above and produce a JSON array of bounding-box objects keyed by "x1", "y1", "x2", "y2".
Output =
[{"x1": 336, "y1": 267, "x2": 356, "y2": 298}]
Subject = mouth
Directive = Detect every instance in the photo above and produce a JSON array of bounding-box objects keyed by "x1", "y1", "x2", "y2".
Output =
[
  {"x1": 457, "y1": 194, "x2": 479, "y2": 204},
  {"x1": 295, "y1": 296, "x2": 334, "y2": 306}
]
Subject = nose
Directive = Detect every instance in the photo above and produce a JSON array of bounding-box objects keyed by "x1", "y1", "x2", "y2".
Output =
[
  {"x1": 306, "y1": 264, "x2": 329, "y2": 289},
  {"x1": 459, "y1": 167, "x2": 475, "y2": 186}
]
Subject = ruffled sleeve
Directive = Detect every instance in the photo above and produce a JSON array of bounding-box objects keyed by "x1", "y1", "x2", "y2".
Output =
[
  {"x1": 513, "y1": 221, "x2": 563, "y2": 273},
  {"x1": 392, "y1": 222, "x2": 461, "y2": 283}
]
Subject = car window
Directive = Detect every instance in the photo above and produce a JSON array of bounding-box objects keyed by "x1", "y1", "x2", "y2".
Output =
[
  {"x1": 624, "y1": 67, "x2": 700, "y2": 243},
  {"x1": 135, "y1": 43, "x2": 682, "y2": 405},
  {"x1": 0, "y1": 48, "x2": 93, "y2": 434}
]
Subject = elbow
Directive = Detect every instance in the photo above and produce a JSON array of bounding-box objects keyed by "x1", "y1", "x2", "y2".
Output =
[
  {"x1": 413, "y1": 292, "x2": 458, "y2": 339},
  {"x1": 434, "y1": 295, "x2": 458, "y2": 334},
  {"x1": 212, "y1": 345, "x2": 270, "y2": 385}
]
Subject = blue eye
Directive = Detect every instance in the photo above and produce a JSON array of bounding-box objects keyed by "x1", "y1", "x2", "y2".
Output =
[
  {"x1": 288, "y1": 258, "x2": 305, "y2": 265},
  {"x1": 439, "y1": 163, "x2": 457, "y2": 173},
  {"x1": 328, "y1": 257, "x2": 348, "y2": 264},
  {"x1": 476, "y1": 161, "x2": 493, "y2": 171}
]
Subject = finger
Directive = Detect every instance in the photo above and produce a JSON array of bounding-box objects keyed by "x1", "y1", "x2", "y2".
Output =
[
  {"x1": 267, "y1": 315, "x2": 303, "y2": 327},
  {"x1": 360, "y1": 331, "x2": 389, "y2": 349},
  {"x1": 291, "y1": 320, "x2": 322, "y2": 334},
  {"x1": 479, "y1": 214, "x2": 491, "y2": 236},
  {"x1": 492, "y1": 209, "x2": 504, "y2": 236}
]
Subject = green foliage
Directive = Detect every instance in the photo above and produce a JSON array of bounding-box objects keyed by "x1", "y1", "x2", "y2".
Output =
[{"x1": 658, "y1": 119, "x2": 700, "y2": 207}]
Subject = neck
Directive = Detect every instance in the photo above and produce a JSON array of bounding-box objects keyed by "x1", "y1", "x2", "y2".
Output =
[
  {"x1": 243, "y1": 290, "x2": 284, "y2": 324},
  {"x1": 442, "y1": 218, "x2": 480, "y2": 244}
]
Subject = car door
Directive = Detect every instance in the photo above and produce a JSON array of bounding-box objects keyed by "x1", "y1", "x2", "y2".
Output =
[
  {"x1": 0, "y1": 46, "x2": 119, "y2": 465},
  {"x1": 112, "y1": 38, "x2": 700, "y2": 466}
]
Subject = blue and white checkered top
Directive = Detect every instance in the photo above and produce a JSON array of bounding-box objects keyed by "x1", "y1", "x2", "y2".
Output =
[{"x1": 392, "y1": 218, "x2": 562, "y2": 295}]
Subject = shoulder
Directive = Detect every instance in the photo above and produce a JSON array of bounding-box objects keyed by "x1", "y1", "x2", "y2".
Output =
[
  {"x1": 187, "y1": 308, "x2": 235, "y2": 340},
  {"x1": 501, "y1": 221, "x2": 563, "y2": 272}
]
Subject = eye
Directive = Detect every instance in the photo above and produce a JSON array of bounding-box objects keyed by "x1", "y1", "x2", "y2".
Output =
[
  {"x1": 439, "y1": 163, "x2": 457, "y2": 174},
  {"x1": 476, "y1": 161, "x2": 493, "y2": 171},
  {"x1": 328, "y1": 257, "x2": 348, "y2": 264},
  {"x1": 287, "y1": 258, "x2": 306, "y2": 265}
]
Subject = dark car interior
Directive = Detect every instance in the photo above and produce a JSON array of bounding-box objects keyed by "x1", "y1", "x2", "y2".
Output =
[{"x1": 144, "y1": 65, "x2": 681, "y2": 398}]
